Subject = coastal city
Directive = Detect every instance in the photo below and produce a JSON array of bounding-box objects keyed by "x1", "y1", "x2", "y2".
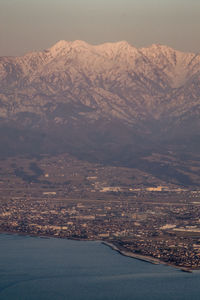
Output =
[{"x1": 0, "y1": 154, "x2": 200, "y2": 272}]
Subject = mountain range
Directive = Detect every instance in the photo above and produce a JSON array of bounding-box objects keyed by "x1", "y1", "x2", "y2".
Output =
[{"x1": 0, "y1": 40, "x2": 200, "y2": 186}]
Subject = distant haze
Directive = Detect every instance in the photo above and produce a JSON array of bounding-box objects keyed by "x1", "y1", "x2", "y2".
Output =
[{"x1": 0, "y1": 0, "x2": 200, "y2": 56}]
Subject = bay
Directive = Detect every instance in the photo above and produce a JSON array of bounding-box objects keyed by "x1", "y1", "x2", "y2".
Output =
[{"x1": 0, "y1": 233, "x2": 200, "y2": 300}]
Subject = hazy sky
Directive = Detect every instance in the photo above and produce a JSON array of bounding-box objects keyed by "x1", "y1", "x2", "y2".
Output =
[{"x1": 0, "y1": 0, "x2": 200, "y2": 56}]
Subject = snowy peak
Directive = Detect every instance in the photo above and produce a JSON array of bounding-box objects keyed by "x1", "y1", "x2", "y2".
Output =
[
  {"x1": 140, "y1": 43, "x2": 199, "y2": 87},
  {"x1": 141, "y1": 43, "x2": 195, "y2": 65},
  {"x1": 1, "y1": 40, "x2": 200, "y2": 90},
  {"x1": 48, "y1": 39, "x2": 138, "y2": 60},
  {"x1": 96, "y1": 40, "x2": 132, "y2": 50},
  {"x1": 48, "y1": 40, "x2": 91, "y2": 56},
  {"x1": 44, "y1": 40, "x2": 199, "y2": 72},
  {"x1": 94, "y1": 40, "x2": 138, "y2": 60},
  {"x1": 72, "y1": 40, "x2": 90, "y2": 48},
  {"x1": 50, "y1": 40, "x2": 70, "y2": 50},
  {"x1": 48, "y1": 40, "x2": 71, "y2": 56}
]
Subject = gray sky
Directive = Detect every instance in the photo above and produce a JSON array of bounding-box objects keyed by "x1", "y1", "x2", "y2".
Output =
[{"x1": 0, "y1": 0, "x2": 200, "y2": 56}]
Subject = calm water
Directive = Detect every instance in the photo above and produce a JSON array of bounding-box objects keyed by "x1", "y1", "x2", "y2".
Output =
[{"x1": 0, "y1": 234, "x2": 200, "y2": 300}]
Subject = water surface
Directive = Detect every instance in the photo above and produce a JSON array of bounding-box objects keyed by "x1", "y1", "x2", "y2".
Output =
[{"x1": 0, "y1": 234, "x2": 200, "y2": 300}]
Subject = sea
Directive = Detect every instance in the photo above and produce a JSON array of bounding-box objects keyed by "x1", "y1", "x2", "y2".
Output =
[{"x1": 0, "y1": 233, "x2": 200, "y2": 300}]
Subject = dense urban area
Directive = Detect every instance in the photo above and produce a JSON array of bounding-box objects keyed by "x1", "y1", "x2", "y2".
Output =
[{"x1": 0, "y1": 154, "x2": 200, "y2": 272}]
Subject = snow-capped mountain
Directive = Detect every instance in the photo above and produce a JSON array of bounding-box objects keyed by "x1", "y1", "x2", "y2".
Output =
[{"x1": 0, "y1": 40, "x2": 200, "y2": 186}]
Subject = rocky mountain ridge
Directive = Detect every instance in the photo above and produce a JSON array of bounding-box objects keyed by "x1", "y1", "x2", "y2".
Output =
[
  {"x1": 0, "y1": 41, "x2": 200, "y2": 186},
  {"x1": 1, "y1": 40, "x2": 200, "y2": 118}
]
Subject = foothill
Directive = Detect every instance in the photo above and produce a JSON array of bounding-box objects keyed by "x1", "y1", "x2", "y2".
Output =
[{"x1": 0, "y1": 154, "x2": 200, "y2": 271}]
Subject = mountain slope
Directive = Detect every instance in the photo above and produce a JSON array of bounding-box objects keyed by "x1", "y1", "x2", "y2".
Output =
[{"x1": 0, "y1": 40, "x2": 200, "y2": 186}]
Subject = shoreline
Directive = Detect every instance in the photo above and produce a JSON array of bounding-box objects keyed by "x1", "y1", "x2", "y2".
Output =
[
  {"x1": 102, "y1": 241, "x2": 193, "y2": 273},
  {"x1": 0, "y1": 230, "x2": 194, "y2": 273}
]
